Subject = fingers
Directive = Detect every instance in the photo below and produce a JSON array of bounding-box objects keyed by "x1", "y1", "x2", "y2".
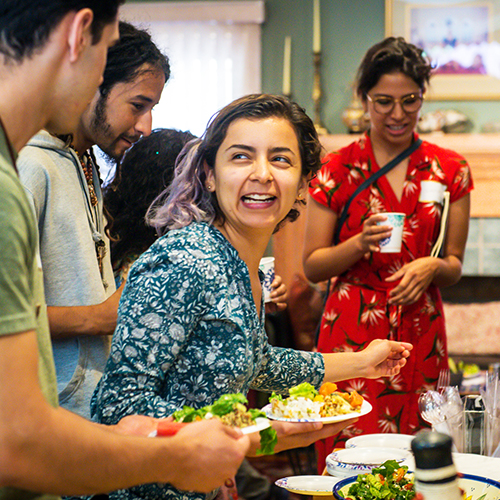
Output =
[
  {"x1": 270, "y1": 420, "x2": 352, "y2": 453},
  {"x1": 388, "y1": 340, "x2": 413, "y2": 352},
  {"x1": 360, "y1": 214, "x2": 393, "y2": 253},
  {"x1": 273, "y1": 421, "x2": 323, "y2": 437},
  {"x1": 270, "y1": 280, "x2": 288, "y2": 303},
  {"x1": 170, "y1": 421, "x2": 249, "y2": 492},
  {"x1": 363, "y1": 339, "x2": 413, "y2": 378},
  {"x1": 387, "y1": 258, "x2": 438, "y2": 305}
]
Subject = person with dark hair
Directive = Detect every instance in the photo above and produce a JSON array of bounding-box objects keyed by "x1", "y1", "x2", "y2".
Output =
[
  {"x1": 104, "y1": 128, "x2": 196, "y2": 283},
  {"x1": 0, "y1": 2, "x2": 252, "y2": 499},
  {"x1": 91, "y1": 93, "x2": 413, "y2": 500},
  {"x1": 104, "y1": 127, "x2": 288, "y2": 312},
  {"x1": 104, "y1": 127, "x2": 288, "y2": 500},
  {"x1": 16, "y1": 20, "x2": 170, "y2": 419},
  {"x1": 303, "y1": 37, "x2": 472, "y2": 467}
]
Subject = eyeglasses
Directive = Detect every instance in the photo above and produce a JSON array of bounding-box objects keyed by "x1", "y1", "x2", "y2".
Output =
[{"x1": 366, "y1": 93, "x2": 423, "y2": 115}]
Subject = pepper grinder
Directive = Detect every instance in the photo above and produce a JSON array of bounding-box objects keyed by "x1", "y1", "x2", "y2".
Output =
[{"x1": 411, "y1": 431, "x2": 462, "y2": 500}]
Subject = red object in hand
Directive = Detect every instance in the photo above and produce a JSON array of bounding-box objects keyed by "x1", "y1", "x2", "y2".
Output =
[{"x1": 156, "y1": 421, "x2": 189, "y2": 436}]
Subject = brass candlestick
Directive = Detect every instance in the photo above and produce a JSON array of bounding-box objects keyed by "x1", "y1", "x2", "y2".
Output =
[{"x1": 312, "y1": 51, "x2": 328, "y2": 135}]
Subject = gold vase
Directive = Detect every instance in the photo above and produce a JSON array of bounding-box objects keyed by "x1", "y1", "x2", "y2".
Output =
[{"x1": 342, "y1": 92, "x2": 369, "y2": 134}]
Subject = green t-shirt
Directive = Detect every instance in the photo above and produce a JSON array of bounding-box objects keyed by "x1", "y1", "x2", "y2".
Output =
[{"x1": 0, "y1": 123, "x2": 59, "y2": 500}]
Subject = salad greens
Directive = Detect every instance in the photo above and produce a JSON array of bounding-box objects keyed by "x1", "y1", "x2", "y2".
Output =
[
  {"x1": 270, "y1": 382, "x2": 319, "y2": 403},
  {"x1": 172, "y1": 393, "x2": 277, "y2": 455},
  {"x1": 289, "y1": 382, "x2": 318, "y2": 400},
  {"x1": 338, "y1": 460, "x2": 415, "y2": 500}
]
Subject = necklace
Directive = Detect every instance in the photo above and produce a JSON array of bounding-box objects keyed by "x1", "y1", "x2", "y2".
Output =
[
  {"x1": 71, "y1": 145, "x2": 107, "y2": 283},
  {"x1": 77, "y1": 150, "x2": 98, "y2": 206}
]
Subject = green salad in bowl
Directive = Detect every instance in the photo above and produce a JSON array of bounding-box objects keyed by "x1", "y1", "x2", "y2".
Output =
[{"x1": 333, "y1": 460, "x2": 415, "y2": 500}]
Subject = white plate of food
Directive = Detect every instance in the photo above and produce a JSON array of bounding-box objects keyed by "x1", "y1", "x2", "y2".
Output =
[
  {"x1": 345, "y1": 433, "x2": 414, "y2": 450},
  {"x1": 262, "y1": 399, "x2": 372, "y2": 423},
  {"x1": 240, "y1": 417, "x2": 271, "y2": 435},
  {"x1": 275, "y1": 475, "x2": 341, "y2": 496}
]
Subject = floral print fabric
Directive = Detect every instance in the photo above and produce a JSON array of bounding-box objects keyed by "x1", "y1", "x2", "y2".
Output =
[
  {"x1": 91, "y1": 221, "x2": 324, "y2": 500},
  {"x1": 309, "y1": 133, "x2": 473, "y2": 468}
]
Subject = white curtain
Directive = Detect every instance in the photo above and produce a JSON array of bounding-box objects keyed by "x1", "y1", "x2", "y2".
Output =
[{"x1": 120, "y1": 2, "x2": 264, "y2": 137}]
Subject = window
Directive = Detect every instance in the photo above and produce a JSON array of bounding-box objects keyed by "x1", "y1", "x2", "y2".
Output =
[{"x1": 120, "y1": 1, "x2": 265, "y2": 136}]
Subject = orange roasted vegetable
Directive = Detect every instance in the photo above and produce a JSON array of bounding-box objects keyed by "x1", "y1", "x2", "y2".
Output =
[
  {"x1": 319, "y1": 382, "x2": 337, "y2": 396},
  {"x1": 348, "y1": 390, "x2": 364, "y2": 409}
]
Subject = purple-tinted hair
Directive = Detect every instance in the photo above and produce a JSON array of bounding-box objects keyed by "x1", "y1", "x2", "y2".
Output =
[{"x1": 147, "y1": 93, "x2": 322, "y2": 235}]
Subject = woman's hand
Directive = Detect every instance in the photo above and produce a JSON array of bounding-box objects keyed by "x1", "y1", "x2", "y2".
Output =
[
  {"x1": 246, "y1": 419, "x2": 354, "y2": 456},
  {"x1": 360, "y1": 339, "x2": 413, "y2": 379},
  {"x1": 265, "y1": 274, "x2": 288, "y2": 313},
  {"x1": 386, "y1": 256, "x2": 440, "y2": 305},
  {"x1": 356, "y1": 213, "x2": 393, "y2": 257}
]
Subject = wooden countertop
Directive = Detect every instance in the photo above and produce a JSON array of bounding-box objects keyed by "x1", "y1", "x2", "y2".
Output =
[{"x1": 320, "y1": 133, "x2": 500, "y2": 218}]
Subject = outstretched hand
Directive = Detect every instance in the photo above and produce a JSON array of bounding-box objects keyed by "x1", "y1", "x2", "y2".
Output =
[
  {"x1": 361, "y1": 339, "x2": 413, "y2": 379},
  {"x1": 246, "y1": 419, "x2": 355, "y2": 456}
]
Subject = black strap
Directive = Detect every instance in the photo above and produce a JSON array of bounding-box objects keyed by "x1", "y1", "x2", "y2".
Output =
[
  {"x1": 315, "y1": 137, "x2": 422, "y2": 347},
  {"x1": 333, "y1": 138, "x2": 422, "y2": 245}
]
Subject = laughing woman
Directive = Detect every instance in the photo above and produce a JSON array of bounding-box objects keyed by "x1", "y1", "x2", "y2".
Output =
[{"x1": 91, "y1": 94, "x2": 412, "y2": 500}]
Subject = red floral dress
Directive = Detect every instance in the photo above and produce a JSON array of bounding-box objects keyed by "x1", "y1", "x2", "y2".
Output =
[{"x1": 309, "y1": 133, "x2": 473, "y2": 470}]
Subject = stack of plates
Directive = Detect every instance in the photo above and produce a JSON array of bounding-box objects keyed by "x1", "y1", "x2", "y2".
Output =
[
  {"x1": 345, "y1": 433, "x2": 414, "y2": 450},
  {"x1": 326, "y1": 447, "x2": 410, "y2": 478}
]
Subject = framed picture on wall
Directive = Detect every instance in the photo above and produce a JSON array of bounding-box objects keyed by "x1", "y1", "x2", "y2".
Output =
[{"x1": 385, "y1": 0, "x2": 500, "y2": 100}]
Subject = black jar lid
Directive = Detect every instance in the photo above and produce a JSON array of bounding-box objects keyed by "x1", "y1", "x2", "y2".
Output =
[{"x1": 411, "y1": 431, "x2": 454, "y2": 470}]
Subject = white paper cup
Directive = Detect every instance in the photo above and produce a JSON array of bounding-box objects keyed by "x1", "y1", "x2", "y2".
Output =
[
  {"x1": 259, "y1": 256, "x2": 275, "y2": 303},
  {"x1": 378, "y1": 212, "x2": 405, "y2": 253},
  {"x1": 419, "y1": 180, "x2": 447, "y2": 204}
]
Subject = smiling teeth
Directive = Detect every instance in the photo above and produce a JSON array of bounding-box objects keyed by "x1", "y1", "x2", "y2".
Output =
[
  {"x1": 389, "y1": 125, "x2": 405, "y2": 130},
  {"x1": 244, "y1": 194, "x2": 274, "y2": 202}
]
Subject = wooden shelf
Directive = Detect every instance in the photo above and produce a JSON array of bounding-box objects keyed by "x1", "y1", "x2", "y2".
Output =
[{"x1": 320, "y1": 133, "x2": 500, "y2": 218}]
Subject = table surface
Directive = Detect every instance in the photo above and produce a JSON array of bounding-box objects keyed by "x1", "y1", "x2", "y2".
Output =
[
  {"x1": 452, "y1": 452, "x2": 500, "y2": 479},
  {"x1": 317, "y1": 452, "x2": 500, "y2": 495}
]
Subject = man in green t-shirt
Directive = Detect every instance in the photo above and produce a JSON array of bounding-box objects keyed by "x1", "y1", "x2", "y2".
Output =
[
  {"x1": 0, "y1": 2, "x2": 354, "y2": 499},
  {"x1": 0, "y1": 2, "x2": 256, "y2": 500}
]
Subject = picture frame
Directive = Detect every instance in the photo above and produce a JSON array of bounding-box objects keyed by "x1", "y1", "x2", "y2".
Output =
[{"x1": 385, "y1": 0, "x2": 500, "y2": 100}]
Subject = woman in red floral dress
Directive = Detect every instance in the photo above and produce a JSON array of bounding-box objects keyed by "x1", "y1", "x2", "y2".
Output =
[{"x1": 303, "y1": 37, "x2": 473, "y2": 470}]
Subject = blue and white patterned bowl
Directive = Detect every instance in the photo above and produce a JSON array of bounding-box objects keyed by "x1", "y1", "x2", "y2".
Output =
[
  {"x1": 326, "y1": 447, "x2": 410, "y2": 478},
  {"x1": 332, "y1": 473, "x2": 500, "y2": 500}
]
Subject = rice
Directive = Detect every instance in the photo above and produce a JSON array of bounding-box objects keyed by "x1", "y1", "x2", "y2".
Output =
[{"x1": 271, "y1": 396, "x2": 323, "y2": 419}]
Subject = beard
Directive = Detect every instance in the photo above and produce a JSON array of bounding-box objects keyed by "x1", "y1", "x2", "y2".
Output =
[{"x1": 90, "y1": 95, "x2": 125, "y2": 164}]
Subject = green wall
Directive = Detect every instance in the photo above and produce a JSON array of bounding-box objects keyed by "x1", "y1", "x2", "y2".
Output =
[{"x1": 128, "y1": 0, "x2": 500, "y2": 133}]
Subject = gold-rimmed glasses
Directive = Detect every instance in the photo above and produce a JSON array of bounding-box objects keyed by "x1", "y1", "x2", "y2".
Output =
[{"x1": 366, "y1": 93, "x2": 423, "y2": 115}]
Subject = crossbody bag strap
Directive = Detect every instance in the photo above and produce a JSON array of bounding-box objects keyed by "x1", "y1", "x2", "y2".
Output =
[
  {"x1": 314, "y1": 138, "x2": 423, "y2": 348},
  {"x1": 333, "y1": 138, "x2": 422, "y2": 245}
]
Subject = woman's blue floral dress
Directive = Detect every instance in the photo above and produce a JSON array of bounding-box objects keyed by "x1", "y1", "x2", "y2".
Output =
[{"x1": 91, "y1": 222, "x2": 325, "y2": 500}]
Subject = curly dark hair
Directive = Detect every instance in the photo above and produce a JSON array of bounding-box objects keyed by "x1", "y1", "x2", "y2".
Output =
[
  {"x1": 104, "y1": 128, "x2": 196, "y2": 270},
  {"x1": 148, "y1": 94, "x2": 323, "y2": 235},
  {"x1": 98, "y1": 21, "x2": 170, "y2": 101},
  {"x1": 356, "y1": 36, "x2": 432, "y2": 98},
  {"x1": 0, "y1": 0, "x2": 123, "y2": 62}
]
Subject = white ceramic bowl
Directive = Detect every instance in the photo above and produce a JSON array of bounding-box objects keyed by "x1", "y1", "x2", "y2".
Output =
[
  {"x1": 326, "y1": 447, "x2": 410, "y2": 478},
  {"x1": 345, "y1": 433, "x2": 414, "y2": 451},
  {"x1": 332, "y1": 473, "x2": 500, "y2": 500}
]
